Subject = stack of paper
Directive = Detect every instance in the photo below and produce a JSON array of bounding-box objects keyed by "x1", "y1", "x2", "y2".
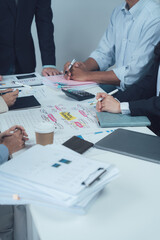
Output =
[
  {"x1": 0, "y1": 144, "x2": 119, "y2": 214},
  {"x1": 43, "y1": 75, "x2": 97, "y2": 90}
]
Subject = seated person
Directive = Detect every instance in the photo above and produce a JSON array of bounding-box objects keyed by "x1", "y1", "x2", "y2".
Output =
[
  {"x1": 0, "y1": 125, "x2": 28, "y2": 240},
  {"x1": 64, "y1": 0, "x2": 160, "y2": 92},
  {"x1": 96, "y1": 42, "x2": 160, "y2": 136},
  {"x1": 0, "y1": 89, "x2": 19, "y2": 113}
]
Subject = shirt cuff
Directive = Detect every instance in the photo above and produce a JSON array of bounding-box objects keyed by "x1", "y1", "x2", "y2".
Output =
[
  {"x1": 43, "y1": 65, "x2": 56, "y2": 69},
  {"x1": 120, "y1": 102, "x2": 130, "y2": 115},
  {"x1": 0, "y1": 96, "x2": 9, "y2": 113}
]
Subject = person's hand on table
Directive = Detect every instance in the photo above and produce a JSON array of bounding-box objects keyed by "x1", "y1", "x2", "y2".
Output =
[
  {"x1": 42, "y1": 67, "x2": 61, "y2": 76},
  {"x1": 2, "y1": 89, "x2": 19, "y2": 107},
  {"x1": 64, "y1": 61, "x2": 89, "y2": 81},
  {"x1": 1, "y1": 125, "x2": 29, "y2": 154}
]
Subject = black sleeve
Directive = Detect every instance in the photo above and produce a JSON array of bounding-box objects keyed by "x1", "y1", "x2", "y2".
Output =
[
  {"x1": 112, "y1": 60, "x2": 160, "y2": 118},
  {"x1": 35, "y1": 0, "x2": 56, "y2": 66},
  {"x1": 129, "y1": 96, "x2": 160, "y2": 118}
]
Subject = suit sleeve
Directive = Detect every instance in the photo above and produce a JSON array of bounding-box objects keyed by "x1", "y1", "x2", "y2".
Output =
[
  {"x1": 113, "y1": 60, "x2": 160, "y2": 117},
  {"x1": 129, "y1": 96, "x2": 160, "y2": 118},
  {"x1": 114, "y1": 62, "x2": 157, "y2": 101},
  {"x1": 35, "y1": 0, "x2": 56, "y2": 66}
]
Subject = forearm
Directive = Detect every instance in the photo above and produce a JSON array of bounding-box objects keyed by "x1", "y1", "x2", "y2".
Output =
[
  {"x1": 83, "y1": 58, "x2": 100, "y2": 71},
  {"x1": 85, "y1": 70, "x2": 120, "y2": 85}
]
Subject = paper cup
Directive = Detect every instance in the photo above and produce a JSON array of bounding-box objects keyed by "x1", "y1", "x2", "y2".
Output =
[{"x1": 35, "y1": 122, "x2": 55, "y2": 146}]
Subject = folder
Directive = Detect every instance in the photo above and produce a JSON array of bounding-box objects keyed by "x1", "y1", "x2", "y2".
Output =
[
  {"x1": 96, "y1": 112, "x2": 151, "y2": 128},
  {"x1": 94, "y1": 128, "x2": 160, "y2": 164},
  {"x1": 9, "y1": 95, "x2": 41, "y2": 110}
]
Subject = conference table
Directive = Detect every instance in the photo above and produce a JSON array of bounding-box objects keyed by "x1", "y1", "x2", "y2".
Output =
[{"x1": 1, "y1": 82, "x2": 160, "y2": 240}]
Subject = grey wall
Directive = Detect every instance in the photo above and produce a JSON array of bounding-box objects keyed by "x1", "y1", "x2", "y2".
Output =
[{"x1": 31, "y1": 0, "x2": 123, "y2": 72}]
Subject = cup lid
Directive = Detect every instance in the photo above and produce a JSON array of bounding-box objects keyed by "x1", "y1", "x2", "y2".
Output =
[{"x1": 35, "y1": 122, "x2": 55, "y2": 134}]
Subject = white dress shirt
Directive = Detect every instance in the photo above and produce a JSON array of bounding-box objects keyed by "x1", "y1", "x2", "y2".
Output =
[{"x1": 89, "y1": 0, "x2": 160, "y2": 90}]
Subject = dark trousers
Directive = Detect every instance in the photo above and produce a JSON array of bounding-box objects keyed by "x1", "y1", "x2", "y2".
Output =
[{"x1": 0, "y1": 205, "x2": 14, "y2": 240}]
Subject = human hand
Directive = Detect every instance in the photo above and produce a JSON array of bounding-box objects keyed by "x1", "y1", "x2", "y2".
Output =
[
  {"x1": 64, "y1": 61, "x2": 90, "y2": 81},
  {"x1": 2, "y1": 127, "x2": 29, "y2": 155},
  {"x1": 42, "y1": 67, "x2": 61, "y2": 76},
  {"x1": 96, "y1": 92, "x2": 121, "y2": 113},
  {"x1": 2, "y1": 89, "x2": 19, "y2": 107},
  {"x1": 0, "y1": 125, "x2": 28, "y2": 139}
]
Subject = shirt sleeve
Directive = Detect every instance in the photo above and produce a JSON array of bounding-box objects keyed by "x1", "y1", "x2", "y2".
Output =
[
  {"x1": 43, "y1": 65, "x2": 56, "y2": 69},
  {"x1": 89, "y1": 10, "x2": 116, "y2": 71},
  {"x1": 113, "y1": 20, "x2": 160, "y2": 89},
  {"x1": 0, "y1": 96, "x2": 8, "y2": 113},
  {"x1": 0, "y1": 144, "x2": 9, "y2": 165}
]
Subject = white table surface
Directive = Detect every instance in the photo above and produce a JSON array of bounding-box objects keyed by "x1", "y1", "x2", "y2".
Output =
[
  {"x1": 29, "y1": 124, "x2": 160, "y2": 240},
  {"x1": 29, "y1": 144, "x2": 160, "y2": 240},
  {"x1": 1, "y1": 83, "x2": 160, "y2": 240},
  {"x1": 26, "y1": 86, "x2": 160, "y2": 240}
]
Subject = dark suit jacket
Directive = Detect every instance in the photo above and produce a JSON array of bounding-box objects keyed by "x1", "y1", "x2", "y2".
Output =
[
  {"x1": 0, "y1": 0, "x2": 55, "y2": 74},
  {"x1": 114, "y1": 53, "x2": 160, "y2": 135}
]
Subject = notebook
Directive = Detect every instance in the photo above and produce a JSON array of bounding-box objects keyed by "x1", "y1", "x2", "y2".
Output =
[
  {"x1": 96, "y1": 112, "x2": 151, "y2": 128},
  {"x1": 94, "y1": 128, "x2": 160, "y2": 164},
  {"x1": 63, "y1": 136, "x2": 94, "y2": 154},
  {"x1": 9, "y1": 95, "x2": 41, "y2": 110}
]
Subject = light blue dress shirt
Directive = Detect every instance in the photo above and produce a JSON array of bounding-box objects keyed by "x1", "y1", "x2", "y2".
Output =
[
  {"x1": 0, "y1": 144, "x2": 9, "y2": 165},
  {"x1": 90, "y1": 0, "x2": 160, "y2": 90}
]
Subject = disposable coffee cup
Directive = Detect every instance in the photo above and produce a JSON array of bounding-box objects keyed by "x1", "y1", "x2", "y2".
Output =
[{"x1": 35, "y1": 122, "x2": 55, "y2": 146}]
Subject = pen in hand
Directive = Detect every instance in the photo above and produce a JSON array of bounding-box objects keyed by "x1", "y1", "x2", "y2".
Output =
[
  {"x1": 65, "y1": 59, "x2": 76, "y2": 74},
  {"x1": 90, "y1": 89, "x2": 118, "y2": 105},
  {"x1": 0, "y1": 89, "x2": 21, "y2": 96}
]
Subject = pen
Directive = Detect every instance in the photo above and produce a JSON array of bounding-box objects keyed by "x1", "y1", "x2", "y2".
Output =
[
  {"x1": 12, "y1": 81, "x2": 32, "y2": 89},
  {"x1": 65, "y1": 59, "x2": 76, "y2": 74},
  {"x1": 0, "y1": 90, "x2": 22, "y2": 95},
  {"x1": 90, "y1": 89, "x2": 118, "y2": 105}
]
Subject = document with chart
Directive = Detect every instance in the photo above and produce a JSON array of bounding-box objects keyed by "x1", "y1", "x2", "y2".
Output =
[
  {"x1": 0, "y1": 103, "x2": 101, "y2": 142},
  {"x1": 0, "y1": 144, "x2": 119, "y2": 214}
]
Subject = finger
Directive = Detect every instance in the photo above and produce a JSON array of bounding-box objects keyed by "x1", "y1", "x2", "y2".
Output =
[
  {"x1": 10, "y1": 125, "x2": 25, "y2": 132},
  {"x1": 1, "y1": 88, "x2": 13, "y2": 93},
  {"x1": 19, "y1": 139, "x2": 25, "y2": 147},
  {"x1": 96, "y1": 92, "x2": 104, "y2": 99},
  {"x1": 96, "y1": 101, "x2": 102, "y2": 112},
  {"x1": 42, "y1": 71, "x2": 48, "y2": 76},
  {"x1": 64, "y1": 62, "x2": 71, "y2": 71},
  {"x1": 22, "y1": 136, "x2": 29, "y2": 142}
]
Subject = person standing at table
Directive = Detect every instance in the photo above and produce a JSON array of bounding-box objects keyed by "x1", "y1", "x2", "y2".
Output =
[
  {"x1": 64, "y1": 0, "x2": 160, "y2": 92},
  {"x1": 0, "y1": 0, "x2": 60, "y2": 78},
  {"x1": 96, "y1": 42, "x2": 160, "y2": 136},
  {"x1": 0, "y1": 125, "x2": 28, "y2": 240}
]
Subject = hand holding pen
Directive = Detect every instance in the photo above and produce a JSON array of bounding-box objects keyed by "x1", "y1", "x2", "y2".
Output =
[
  {"x1": 1, "y1": 89, "x2": 19, "y2": 107},
  {"x1": 95, "y1": 89, "x2": 121, "y2": 114},
  {"x1": 64, "y1": 59, "x2": 76, "y2": 79}
]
